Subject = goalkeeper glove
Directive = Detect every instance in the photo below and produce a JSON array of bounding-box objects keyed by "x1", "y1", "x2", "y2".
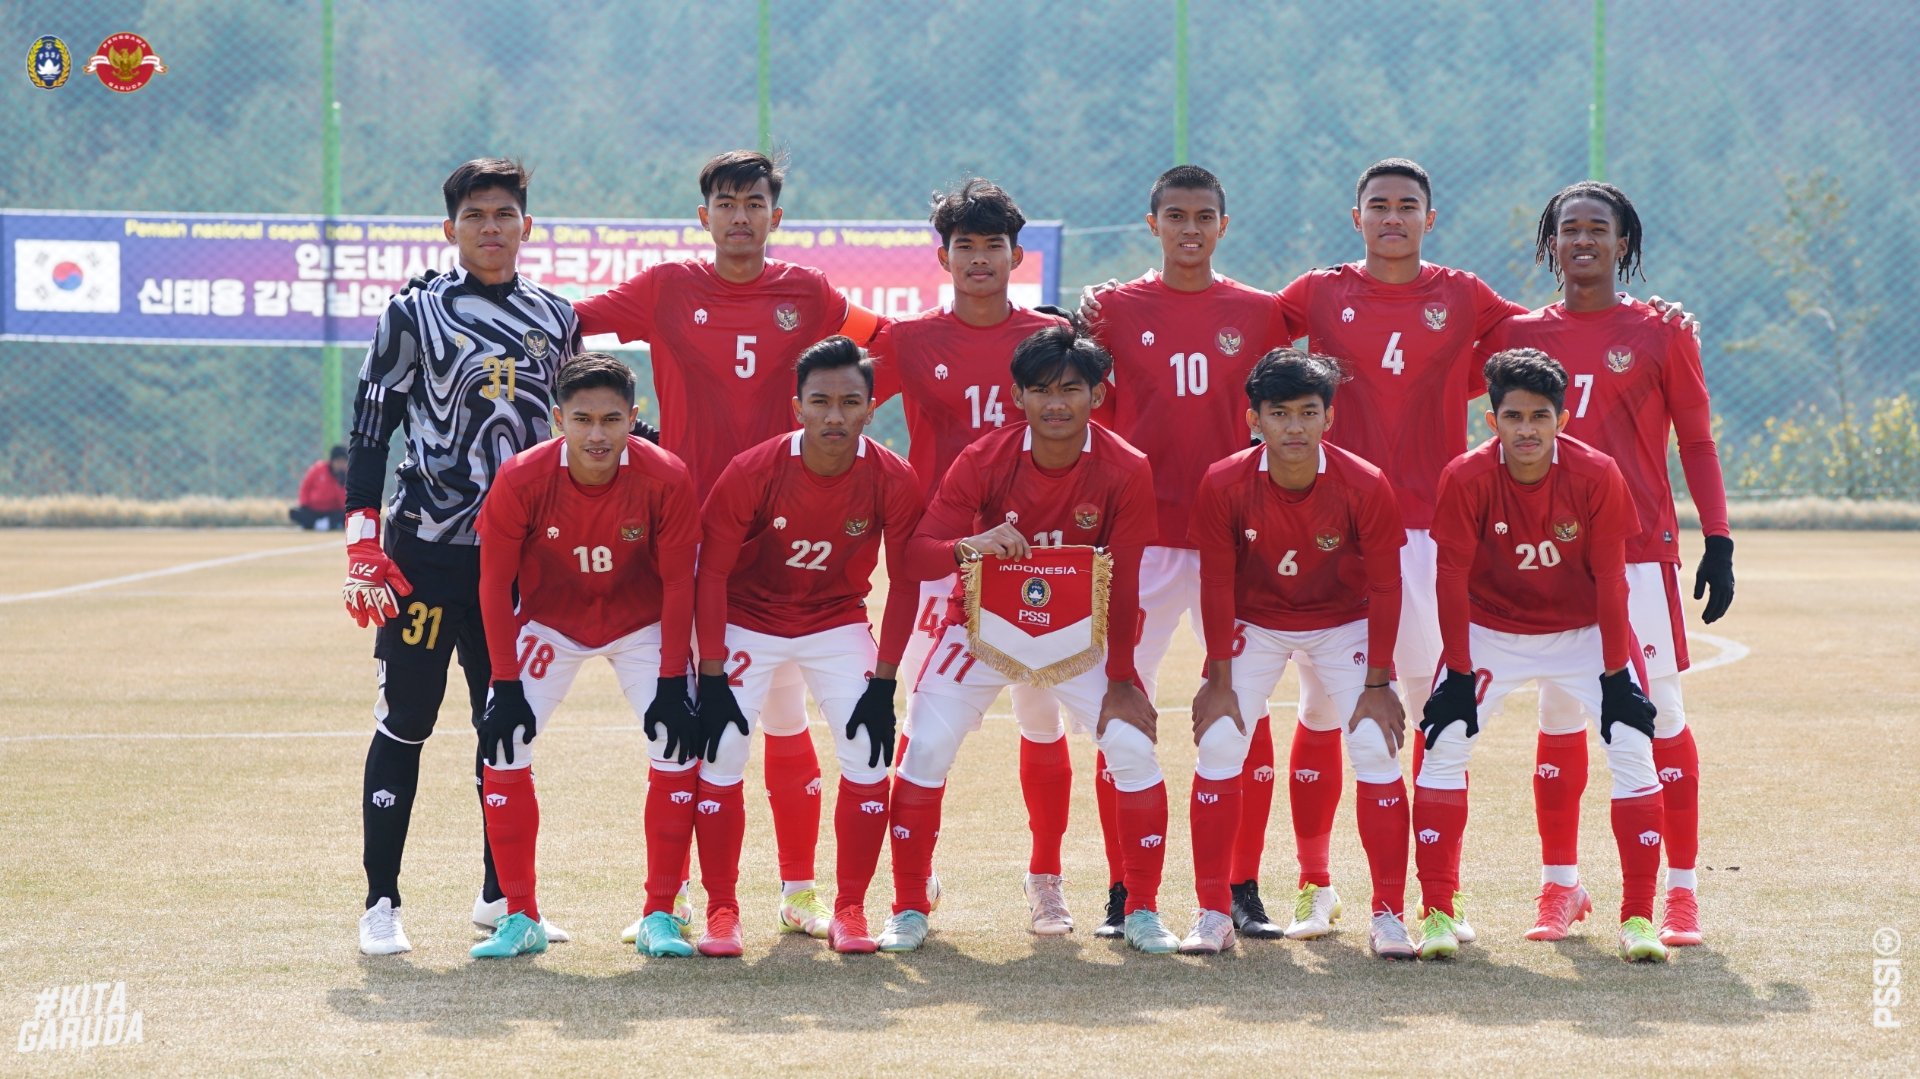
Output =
[
  {"x1": 1692, "y1": 534, "x2": 1735, "y2": 624},
  {"x1": 643, "y1": 675, "x2": 699, "y2": 765},
  {"x1": 400, "y1": 268, "x2": 442, "y2": 296},
  {"x1": 1419, "y1": 668, "x2": 1480, "y2": 750},
  {"x1": 1598, "y1": 669, "x2": 1658, "y2": 744},
  {"x1": 342, "y1": 509, "x2": 412, "y2": 628},
  {"x1": 477, "y1": 680, "x2": 537, "y2": 767},
  {"x1": 696, "y1": 673, "x2": 750, "y2": 764},
  {"x1": 844, "y1": 677, "x2": 898, "y2": 769}
]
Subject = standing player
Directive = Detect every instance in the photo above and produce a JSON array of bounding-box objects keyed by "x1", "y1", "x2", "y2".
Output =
[
  {"x1": 878, "y1": 326, "x2": 1176, "y2": 955},
  {"x1": 1415, "y1": 349, "x2": 1668, "y2": 963},
  {"x1": 868, "y1": 178, "x2": 1078, "y2": 935},
  {"x1": 1184, "y1": 350, "x2": 1412, "y2": 957},
  {"x1": 1081, "y1": 165, "x2": 1295, "y2": 940},
  {"x1": 468, "y1": 355, "x2": 701, "y2": 958},
  {"x1": 652, "y1": 336, "x2": 922, "y2": 957},
  {"x1": 1481, "y1": 181, "x2": 1732, "y2": 948},
  {"x1": 345, "y1": 158, "x2": 579, "y2": 956},
  {"x1": 576, "y1": 151, "x2": 882, "y2": 942}
]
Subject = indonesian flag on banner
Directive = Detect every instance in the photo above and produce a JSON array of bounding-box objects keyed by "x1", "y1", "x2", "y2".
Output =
[
  {"x1": 13, "y1": 239, "x2": 122, "y2": 313},
  {"x1": 964, "y1": 545, "x2": 1112, "y2": 686}
]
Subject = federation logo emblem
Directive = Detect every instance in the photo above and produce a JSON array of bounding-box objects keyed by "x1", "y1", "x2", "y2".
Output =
[
  {"x1": 1072, "y1": 502, "x2": 1100, "y2": 530},
  {"x1": 1244, "y1": 528, "x2": 1257, "y2": 542},
  {"x1": 1494, "y1": 521, "x2": 1508, "y2": 535},
  {"x1": 522, "y1": 329, "x2": 550, "y2": 361},
  {"x1": 26, "y1": 35, "x2": 71, "y2": 89},
  {"x1": 694, "y1": 307, "x2": 708, "y2": 325},
  {"x1": 1341, "y1": 307, "x2": 1355, "y2": 323},
  {"x1": 1140, "y1": 330, "x2": 1155, "y2": 346},
  {"x1": 546, "y1": 526, "x2": 560, "y2": 539},
  {"x1": 774, "y1": 302, "x2": 800, "y2": 331},
  {"x1": 1607, "y1": 347, "x2": 1634, "y2": 373},
  {"x1": 1553, "y1": 518, "x2": 1580, "y2": 542},
  {"x1": 1314, "y1": 530, "x2": 1341, "y2": 552},
  {"x1": 933, "y1": 363, "x2": 949, "y2": 380},
  {"x1": 844, "y1": 517, "x2": 870, "y2": 536},
  {"x1": 1422, "y1": 302, "x2": 1449, "y2": 331},
  {"x1": 620, "y1": 522, "x2": 645, "y2": 542},
  {"x1": 86, "y1": 32, "x2": 167, "y2": 93},
  {"x1": 1021, "y1": 576, "x2": 1052, "y2": 608},
  {"x1": 772, "y1": 516, "x2": 788, "y2": 530},
  {"x1": 1216, "y1": 327, "x2": 1243, "y2": 356}
]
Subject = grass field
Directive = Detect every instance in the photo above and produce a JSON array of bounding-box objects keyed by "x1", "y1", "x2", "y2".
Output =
[{"x1": 2, "y1": 529, "x2": 1916, "y2": 1075}]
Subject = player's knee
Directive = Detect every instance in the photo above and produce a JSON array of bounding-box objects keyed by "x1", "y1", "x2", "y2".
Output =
[
  {"x1": 1343, "y1": 721, "x2": 1400, "y2": 784},
  {"x1": 1011, "y1": 687, "x2": 1065, "y2": 742},
  {"x1": 758, "y1": 689, "x2": 810, "y2": 738},
  {"x1": 1650, "y1": 675, "x2": 1687, "y2": 738},
  {"x1": 374, "y1": 677, "x2": 441, "y2": 744},
  {"x1": 701, "y1": 726, "x2": 752, "y2": 787},
  {"x1": 821, "y1": 698, "x2": 887, "y2": 786},
  {"x1": 1603, "y1": 728, "x2": 1660, "y2": 797},
  {"x1": 1193, "y1": 719, "x2": 1250, "y2": 782},
  {"x1": 897, "y1": 695, "x2": 971, "y2": 788},
  {"x1": 1415, "y1": 727, "x2": 1473, "y2": 790},
  {"x1": 1095, "y1": 722, "x2": 1162, "y2": 793}
]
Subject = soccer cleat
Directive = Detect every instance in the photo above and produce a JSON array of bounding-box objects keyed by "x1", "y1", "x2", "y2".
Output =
[
  {"x1": 1450, "y1": 892, "x2": 1478, "y2": 944},
  {"x1": 1122, "y1": 910, "x2": 1181, "y2": 954},
  {"x1": 1619, "y1": 916, "x2": 1671, "y2": 963},
  {"x1": 778, "y1": 887, "x2": 833, "y2": 939},
  {"x1": 828, "y1": 909, "x2": 879, "y2": 954},
  {"x1": 1230, "y1": 879, "x2": 1286, "y2": 940},
  {"x1": 927, "y1": 870, "x2": 943, "y2": 913},
  {"x1": 877, "y1": 910, "x2": 930, "y2": 953},
  {"x1": 470, "y1": 911, "x2": 548, "y2": 959},
  {"x1": 622, "y1": 884, "x2": 696, "y2": 945},
  {"x1": 697, "y1": 907, "x2": 744, "y2": 958},
  {"x1": 1023, "y1": 873, "x2": 1074, "y2": 936},
  {"x1": 1177, "y1": 909, "x2": 1237, "y2": 955},
  {"x1": 1417, "y1": 909, "x2": 1460, "y2": 960},
  {"x1": 636, "y1": 912, "x2": 695, "y2": 958},
  {"x1": 358, "y1": 898, "x2": 412, "y2": 956},
  {"x1": 474, "y1": 893, "x2": 571, "y2": 943},
  {"x1": 1093, "y1": 882, "x2": 1128, "y2": 939},
  {"x1": 1659, "y1": 887, "x2": 1703, "y2": 947},
  {"x1": 1368, "y1": 911, "x2": 1417, "y2": 960},
  {"x1": 1524, "y1": 881, "x2": 1593, "y2": 942},
  {"x1": 1283, "y1": 882, "x2": 1343, "y2": 940}
]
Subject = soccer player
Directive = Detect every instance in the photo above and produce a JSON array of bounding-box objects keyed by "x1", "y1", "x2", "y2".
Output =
[
  {"x1": 1480, "y1": 181, "x2": 1732, "y2": 948},
  {"x1": 868, "y1": 178, "x2": 1078, "y2": 935},
  {"x1": 344, "y1": 158, "x2": 579, "y2": 956},
  {"x1": 1416, "y1": 349, "x2": 1668, "y2": 963},
  {"x1": 1184, "y1": 350, "x2": 1412, "y2": 957},
  {"x1": 1081, "y1": 164, "x2": 1295, "y2": 939},
  {"x1": 468, "y1": 354, "x2": 701, "y2": 958},
  {"x1": 653, "y1": 336, "x2": 922, "y2": 957},
  {"x1": 878, "y1": 326, "x2": 1176, "y2": 955},
  {"x1": 576, "y1": 151, "x2": 883, "y2": 942}
]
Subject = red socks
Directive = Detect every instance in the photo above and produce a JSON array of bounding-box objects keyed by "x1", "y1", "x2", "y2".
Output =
[
  {"x1": 1611, "y1": 792, "x2": 1665, "y2": 921},
  {"x1": 1288, "y1": 724, "x2": 1343, "y2": 887},
  {"x1": 1534, "y1": 731, "x2": 1589, "y2": 867},
  {"x1": 1231, "y1": 714, "x2": 1277, "y2": 883},
  {"x1": 834, "y1": 777, "x2": 890, "y2": 913},
  {"x1": 1653, "y1": 727, "x2": 1700, "y2": 875},
  {"x1": 889, "y1": 777, "x2": 945, "y2": 914},
  {"x1": 691, "y1": 776, "x2": 746, "y2": 915},
  {"x1": 643, "y1": 766, "x2": 698, "y2": 914},
  {"x1": 1019, "y1": 736, "x2": 1072, "y2": 875},
  {"x1": 1354, "y1": 778, "x2": 1409, "y2": 916},
  {"x1": 1094, "y1": 751, "x2": 1123, "y2": 886},
  {"x1": 480, "y1": 766, "x2": 539, "y2": 921},
  {"x1": 1190, "y1": 774, "x2": 1241, "y2": 913},
  {"x1": 763, "y1": 730, "x2": 821, "y2": 883},
  {"x1": 1117, "y1": 781, "x2": 1169, "y2": 914},
  {"x1": 1412, "y1": 785, "x2": 1468, "y2": 917}
]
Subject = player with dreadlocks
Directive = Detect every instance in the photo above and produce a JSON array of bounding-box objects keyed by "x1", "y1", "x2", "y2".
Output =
[{"x1": 1477, "y1": 180, "x2": 1733, "y2": 950}]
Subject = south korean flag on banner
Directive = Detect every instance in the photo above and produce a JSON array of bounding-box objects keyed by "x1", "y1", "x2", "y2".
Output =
[
  {"x1": 963, "y1": 545, "x2": 1112, "y2": 687},
  {"x1": 13, "y1": 240, "x2": 121, "y2": 313}
]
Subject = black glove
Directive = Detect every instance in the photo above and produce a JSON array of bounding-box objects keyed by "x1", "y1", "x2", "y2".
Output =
[
  {"x1": 1598, "y1": 669, "x2": 1658, "y2": 744},
  {"x1": 644, "y1": 675, "x2": 699, "y2": 764},
  {"x1": 845, "y1": 677, "x2": 898, "y2": 769},
  {"x1": 477, "y1": 680, "x2": 537, "y2": 767},
  {"x1": 696, "y1": 673, "x2": 750, "y2": 763},
  {"x1": 1419, "y1": 669, "x2": 1480, "y2": 750},
  {"x1": 399, "y1": 268, "x2": 441, "y2": 296},
  {"x1": 630, "y1": 417, "x2": 661, "y2": 444},
  {"x1": 1032, "y1": 303, "x2": 1083, "y2": 333},
  {"x1": 1692, "y1": 534, "x2": 1735, "y2": 623}
]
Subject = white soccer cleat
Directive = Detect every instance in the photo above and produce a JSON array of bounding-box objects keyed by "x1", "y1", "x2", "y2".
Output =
[
  {"x1": 927, "y1": 870, "x2": 943, "y2": 913},
  {"x1": 1178, "y1": 909, "x2": 1237, "y2": 955},
  {"x1": 1450, "y1": 892, "x2": 1477, "y2": 944},
  {"x1": 359, "y1": 898, "x2": 412, "y2": 956},
  {"x1": 473, "y1": 892, "x2": 570, "y2": 943},
  {"x1": 1368, "y1": 911, "x2": 1417, "y2": 960},
  {"x1": 1282, "y1": 882, "x2": 1342, "y2": 940},
  {"x1": 1023, "y1": 873, "x2": 1074, "y2": 936}
]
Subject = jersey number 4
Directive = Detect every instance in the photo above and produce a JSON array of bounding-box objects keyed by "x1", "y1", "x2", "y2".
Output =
[{"x1": 1379, "y1": 332, "x2": 1405, "y2": 376}]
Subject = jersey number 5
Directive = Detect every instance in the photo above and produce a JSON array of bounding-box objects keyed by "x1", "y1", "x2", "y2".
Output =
[{"x1": 735, "y1": 335, "x2": 757, "y2": 379}]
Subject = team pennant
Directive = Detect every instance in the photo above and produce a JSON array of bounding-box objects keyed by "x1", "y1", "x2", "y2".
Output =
[{"x1": 963, "y1": 545, "x2": 1111, "y2": 687}]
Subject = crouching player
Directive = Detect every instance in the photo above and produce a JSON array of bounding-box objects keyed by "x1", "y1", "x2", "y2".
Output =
[
  {"x1": 880, "y1": 326, "x2": 1177, "y2": 955},
  {"x1": 469, "y1": 353, "x2": 702, "y2": 958},
  {"x1": 1415, "y1": 348, "x2": 1667, "y2": 962},
  {"x1": 1184, "y1": 350, "x2": 1412, "y2": 957},
  {"x1": 651, "y1": 336, "x2": 923, "y2": 958}
]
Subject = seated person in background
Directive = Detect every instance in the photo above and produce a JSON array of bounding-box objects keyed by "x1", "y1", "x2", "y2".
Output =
[{"x1": 291, "y1": 446, "x2": 348, "y2": 530}]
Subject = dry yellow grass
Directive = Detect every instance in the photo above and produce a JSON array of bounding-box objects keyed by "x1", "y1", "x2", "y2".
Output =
[{"x1": 1, "y1": 529, "x2": 1916, "y2": 1075}]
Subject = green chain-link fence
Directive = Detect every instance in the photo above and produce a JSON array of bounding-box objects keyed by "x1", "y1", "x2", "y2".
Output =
[{"x1": 4, "y1": 1, "x2": 1915, "y2": 502}]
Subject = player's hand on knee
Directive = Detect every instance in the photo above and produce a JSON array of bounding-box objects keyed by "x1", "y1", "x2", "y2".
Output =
[
  {"x1": 1189, "y1": 677, "x2": 1243, "y2": 745},
  {"x1": 1097, "y1": 679, "x2": 1158, "y2": 743},
  {"x1": 1598, "y1": 669, "x2": 1658, "y2": 744},
  {"x1": 478, "y1": 680, "x2": 536, "y2": 767},
  {"x1": 341, "y1": 509, "x2": 412, "y2": 628},
  {"x1": 644, "y1": 675, "x2": 699, "y2": 764},
  {"x1": 695, "y1": 673, "x2": 749, "y2": 764},
  {"x1": 1419, "y1": 668, "x2": 1479, "y2": 751},
  {"x1": 846, "y1": 676, "x2": 899, "y2": 769},
  {"x1": 1692, "y1": 534, "x2": 1735, "y2": 623},
  {"x1": 1349, "y1": 684, "x2": 1406, "y2": 754}
]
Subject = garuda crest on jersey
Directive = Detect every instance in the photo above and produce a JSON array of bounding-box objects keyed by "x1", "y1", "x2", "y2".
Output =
[
  {"x1": 1606, "y1": 348, "x2": 1634, "y2": 373},
  {"x1": 774, "y1": 303, "x2": 800, "y2": 331},
  {"x1": 1072, "y1": 502, "x2": 1100, "y2": 530},
  {"x1": 1553, "y1": 518, "x2": 1580, "y2": 542},
  {"x1": 844, "y1": 517, "x2": 870, "y2": 536},
  {"x1": 523, "y1": 329, "x2": 551, "y2": 361},
  {"x1": 1314, "y1": 531, "x2": 1342, "y2": 552},
  {"x1": 620, "y1": 521, "x2": 646, "y2": 542},
  {"x1": 1422, "y1": 303, "x2": 1449, "y2": 331},
  {"x1": 1216, "y1": 327, "x2": 1243, "y2": 356}
]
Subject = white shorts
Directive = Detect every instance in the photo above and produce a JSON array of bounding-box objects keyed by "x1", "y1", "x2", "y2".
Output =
[
  {"x1": 1135, "y1": 546, "x2": 1204, "y2": 696},
  {"x1": 1198, "y1": 620, "x2": 1401, "y2": 785},
  {"x1": 1536, "y1": 562, "x2": 1688, "y2": 734},
  {"x1": 899, "y1": 574, "x2": 1065, "y2": 741},
  {"x1": 486, "y1": 620, "x2": 665, "y2": 768},
  {"x1": 1299, "y1": 529, "x2": 1439, "y2": 727},
  {"x1": 698, "y1": 622, "x2": 888, "y2": 786}
]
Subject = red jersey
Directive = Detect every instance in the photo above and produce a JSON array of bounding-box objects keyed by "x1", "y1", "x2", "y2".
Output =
[
  {"x1": 297, "y1": 459, "x2": 345, "y2": 513},
  {"x1": 905, "y1": 422, "x2": 1157, "y2": 681},
  {"x1": 696, "y1": 432, "x2": 924, "y2": 664},
  {"x1": 1087, "y1": 272, "x2": 1292, "y2": 547},
  {"x1": 1480, "y1": 298, "x2": 1730, "y2": 564},
  {"x1": 1189, "y1": 443, "x2": 1406, "y2": 664},
  {"x1": 1275, "y1": 262, "x2": 1526, "y2": 529},
  {"x1": 573, "y1": 258, "x2": 850, "y2": 495},
  {"x1": 477, "y1": 436, "x2": 701, "y2": 677},
  {"x1": 869, "y1": 304, "x2": 1068, "y2": 501},
  {"x1": 1430, "y1": 436, "x2": 1637, "y2": 672}
]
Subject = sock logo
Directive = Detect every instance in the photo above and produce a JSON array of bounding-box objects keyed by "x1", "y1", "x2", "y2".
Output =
[
  {"x1": 1417, "y1": 828, "x2": 1440, "y2": 844},
  {"x1": 891, "y1": 825, "x2": 911, "y2": 839},
  {"x1": 1196, "y1": 791, "x2": 1219, "y2": 805},
  {"x1": 669, "y1": 791, "x2": 692, "y2": 804},
  {"x1": 804, "y1": 777, "x2": 823, "y2": 796},
  {"x1": 1139, "y1": 834, "x2": 1163, "y2": 848},
  {"x1": 1252, "y1": 765, "x2": 1275, "y2": 783},
  {"x1": 1638, "y1": 829, "x2": 1662, "y2": 847},
  {"x1": 1294, "y1": 768, "x2": 1320, "y2": 783},
  {"x1": 1659, "y1": 767, "x2": 1683, "y2": 782},
  {"x1": 484, "y1": 793, "x2": 507, "y2": 807},
  {"x1": 1536, "y1": 763, "x2": 1561, "y2": 779},
  {"x1": 697, "y1": 799, "x2": 721, "y2": 815},
  {"x1": 859, "y1": 800, "x2": 885, "y2": 814},
  {"x1": 1100, "y1": 769, "x2": 1114, "y2": 785},
  {"x1": 1377, "y1": 796, "x2": 1401, "y2": 807},
  {"x1": 370, "y1": 790, "x2": 396, "y2": 808}
]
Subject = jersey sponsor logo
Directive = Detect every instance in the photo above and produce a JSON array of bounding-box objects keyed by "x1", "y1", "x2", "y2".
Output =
[
  {"x1": 27, "y1": 35, "x2": 72, "y2": 90},
  {"x1": 1021, "y1": 576, "x2": 1052, "y2": 608},
  {"x1": 1606, "y1": 347, "x2": 1634, "y2": 373},
  {"x1": 1244, "y1": 528, "x2": 1258, "y2": 542},
  {"x1": 1216, "y1": 327, "x2": 1243, "y2": 356},
  {"x1": 1252, "y1": 765, "x2": 1275, "y2": 783},
  {"x1": 1314, "y1": 530, "x2": 1341, "y2": 552},
  {"x1": 1659, "y1": 767, "x2": 1684, "y2": 783},
  {"x1": 1140, "y1": 330, "x2": 1155, "y2": 346},
  {"x1": 1294, "y1": 768, "x2": 1320, "y2": 783},
  {"x1": 1537, "y1": 763, "x2": 1561, "y2": 779},
  {"x1": 85, "y1": 32, "x2": 166, "y2": 93},
  {"x1": 1417, "y1": 827, "x2": 1440, "y2": 844},
  {"x1": 844, "y1": 517, "x2": 871, "y2": 537},
  {"x1": 1638, "y1": 829, "x2": 1662, "y2": 847},
  {"x1": 1421, "y1": 302, "x2": 1448, "y2": 331},
  {"x1": 1494, "y1": 521, "x2": 1508, "y2": 535},
  {"x1": 694, "y1": 307, "x2": 709, "y2": 325},
  {"x1": 485, "y1": 792, "x2": 508, "y2": 807},
  {"x1": 804, "y1": 777, "x2": 823, "y2": 796},
  {"x1": 1553, "y1": 518, "x2": 1580, "y2": 542},
  {"x1": 697, "y1": 799, "x2": 721, "y2": 815},
  {"x1": 1352, "y1": 651, "x2": 1366, "y2": 666},
  {"x1": 774, "y1": 302, "x2": 800, "y2": 331},
  {"x1": 1073, "y1": 503, "x2": 1100, "y2": 530},
  {"x1": 773, "y1": 516, "x2": 788, "y2": 530},
  {"x1": 370, "y1": 789, "x2": 396, "y2": 808},
  {"x1": 523, "y1": 329, "x2": 552, "y2": 362},
  {"x1": 546, "y1": 526, "x2": 560, "y2": 540},
  {"x1": 621, "y1": 521, "x2": 646, "y2": 542},
  {"x1": 1341, "y1": 307, "x2": 1356, "y2": 323},
  {"x1": 669, "y1": 790, "x2": 692, "y2": 804},
  {"x1": 1139, "y1": 834, "x2": 1163, "y2": 849},
  {"x1": 1643, "y1": 643, "x2": 1658, "y2": 660},
  {"x1": 933, "y1": 363, "x2": 949, "y2": 380}
]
